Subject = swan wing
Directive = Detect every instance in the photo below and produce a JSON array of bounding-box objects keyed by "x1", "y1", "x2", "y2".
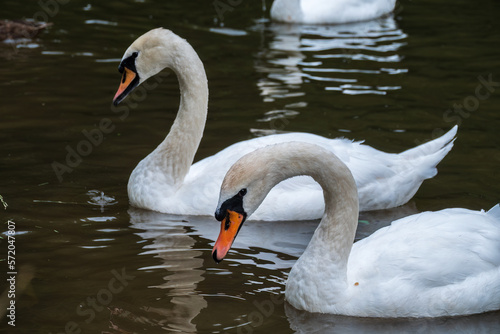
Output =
[
  {"x1": 344, "y1": 205, "x2": 500, "y2": 317},
  {"x1": 177, "y1": 128, "x2": 455, "y2": 220}
]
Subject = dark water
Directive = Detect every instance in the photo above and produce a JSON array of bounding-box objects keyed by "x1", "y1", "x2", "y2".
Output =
[{"x1": 1, "y1": 0, "x2": 499, "y2": 333}]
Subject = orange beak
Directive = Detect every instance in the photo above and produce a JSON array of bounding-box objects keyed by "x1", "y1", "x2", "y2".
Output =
[
  {"x1": 212, "y1": 210, "x2": 245, "y2": 263},
  {"x1": 113, "y1": 67, "x2": 137, "y2": 105}
]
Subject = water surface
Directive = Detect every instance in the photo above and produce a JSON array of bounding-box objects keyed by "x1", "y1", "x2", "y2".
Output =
[{"x1": 1, "y1": 0, "x2": 499, "y2": 333}]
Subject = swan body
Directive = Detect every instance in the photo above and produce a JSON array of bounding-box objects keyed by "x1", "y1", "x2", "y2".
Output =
[
  {"x1": 113, "y1": 28, "x2": 456, "y2": 221},
  {"x1": 270, "y1": 0, "x2": 396, "y2": 25},
  {"x1": 212, "y1": 142, "x2": 500, "y2": 317}
]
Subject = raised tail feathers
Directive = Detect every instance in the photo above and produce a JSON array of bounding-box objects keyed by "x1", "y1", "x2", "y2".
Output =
[
  {"x1": 399, "y1": 126, "x2": 457, "y2": 179},
  {"x1": 401, "y1": 125, "x2": 458, "y2": 160},
  {"x1": 366, "y1": 125, "x2": 458, "y2": 210},
  {"x1": 487, "y1": 204, "x2": 500, "y2": 221}
]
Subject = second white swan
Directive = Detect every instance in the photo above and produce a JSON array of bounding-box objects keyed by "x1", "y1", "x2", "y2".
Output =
[
  {"x1": 212, "y1": 142, "x2": 500, "y2": 317},
  {"x1": 113, "y1": 28, "x2": 456, "y2": 221}
]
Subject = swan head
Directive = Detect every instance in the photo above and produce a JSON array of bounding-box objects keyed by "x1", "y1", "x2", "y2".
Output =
[
  {"x1": 212, "y1": 143, "x2": 301, "y2": 263},
  {"x1": 212, "y1": 168, "x2": 269, "y2": 263},
  {"x1": 212, "y1": 189, "x2": 248, "y2": 264},
  {"x1": 113, "y1": 28, "x2": 182, "y2": 105}
]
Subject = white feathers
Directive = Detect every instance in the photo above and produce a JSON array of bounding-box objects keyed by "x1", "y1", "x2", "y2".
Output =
[{"x1": 271, "y1": 0, "x2": 397, "y2": 24}]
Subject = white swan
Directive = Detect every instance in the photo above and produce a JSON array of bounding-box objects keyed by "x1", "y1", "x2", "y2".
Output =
[
  {"x1": 113, "y1": 28, "x2": 457, "y2": 221},
  {"x1": 271, "y1": 0, "x2": 396, "y2": 25},
  {"x1": 212, "y1": 142, "x2": 500, "y2": 317}
]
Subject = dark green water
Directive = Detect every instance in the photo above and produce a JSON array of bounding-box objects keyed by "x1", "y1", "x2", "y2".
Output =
[{"x1": 1, "y1": 0, "x2": 499, "y2": 333}]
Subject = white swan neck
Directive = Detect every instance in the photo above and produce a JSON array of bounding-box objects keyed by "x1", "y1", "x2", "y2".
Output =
[
  {"x1": 253, "y1": 144, "x2": 359, "y2": 308},
  {"x1": 150, "y1": 38, "x2": 208, "y2": 188},
  {"x1": 243, "y1": 143, "x2": 358, "y2": 270},
  {"x1": 220, "y1": 142, "x2": 360, "y2": 310},
  {"x1": 291, "y1": 149, "x2": 358, "y2": 283}
]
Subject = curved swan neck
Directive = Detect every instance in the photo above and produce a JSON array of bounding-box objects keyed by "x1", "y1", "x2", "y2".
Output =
[
  {"x1": 275, "y1": 146, "x2": 359, "y2": 267},
  {"x1": 219, "y1": 142, "x2": 359, "y2": 309},
  {"x1": 263, "y1": 144, "x2": 359, "y2": 307},
  {"x1": 240, "y1": 143, "x2": 359, "y2": 261},
  {"x1": 235, "y1": 143, "x2": 359, "y2": 303},
  {"x1": 150, "y1": 34, "x2": 208, "y2": 187}
]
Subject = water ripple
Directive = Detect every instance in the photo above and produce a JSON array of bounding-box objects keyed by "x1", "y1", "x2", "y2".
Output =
[{"x1": 253, "y1": 15, "x2": 408, "y2": 107}]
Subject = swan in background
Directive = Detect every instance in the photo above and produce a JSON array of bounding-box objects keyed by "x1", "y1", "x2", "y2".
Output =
[
  {"x1": 113, "y1": 28, "x2": 456, "y2": 221},
  {"x1": 212, "y1": 142, "x2": 500, "y2": 317},
  {"x1": 271, "y1": 0, "x2": 396, "y2": 24}
]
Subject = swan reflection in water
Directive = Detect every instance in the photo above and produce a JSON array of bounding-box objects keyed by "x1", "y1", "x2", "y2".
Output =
[
  {"x1": 108, "y1": 207, "x2": 312, "y2": 332},
  {"x1": 251, "y1": 15, "x2": 407, "y2": 133},
  {"x1": 285, "y1": 304, "x2": 500, "y2": 334},
  {"x1": 106, "y1": 204, "x2": 435, "y2": 332},
  {"x1": 107, "y1": 208, "x2": 209, "y2": 333},
  {"x1": 110, "y1": 208, "x2": 316, "y2": 332},
  {"x1": 105, "y1": 204, "x2": 500, "y2": 332}
]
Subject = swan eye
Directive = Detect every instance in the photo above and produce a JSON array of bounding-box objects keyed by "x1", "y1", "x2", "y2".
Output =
[
  {"x1": 238, "y1": 188, "x2": 247, "y2": 197},
  {"x1": 132, "y1": 51, "x2": 139, "y2": 58}
]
